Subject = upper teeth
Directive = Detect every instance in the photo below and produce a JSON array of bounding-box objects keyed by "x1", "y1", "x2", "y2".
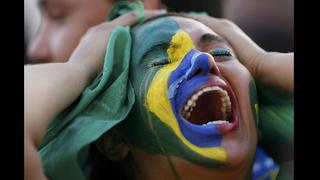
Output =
[{"x1": 181, "y1": 86, "x2": 232, "y2": 125}]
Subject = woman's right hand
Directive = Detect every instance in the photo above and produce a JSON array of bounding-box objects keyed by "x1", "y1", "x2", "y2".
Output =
[
  {"x1": 68, "y1": 10, "x2": 167, "y2": 82},
  {"x1": 189, "y1": 15, "x2": 293, "y2": 93}
]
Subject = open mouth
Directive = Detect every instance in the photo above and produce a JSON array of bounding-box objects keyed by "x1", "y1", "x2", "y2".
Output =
[
  {"x1": 176, "y1": 74, "x2": 239, "y2": 135},
  {"x1": 180, "y1": 86, "x2": 233, "y2": 126}
]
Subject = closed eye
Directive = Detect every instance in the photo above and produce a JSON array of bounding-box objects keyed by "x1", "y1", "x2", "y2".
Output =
[
  {"x1": 209, "y1": 48, "x2": 235, "y2": 62},
  {"x1": 209, "y1": 48, "x2": 232, "y2": 57},
  {"x1": 148, "y1": 59, "x2": 170, "y2": 68}
]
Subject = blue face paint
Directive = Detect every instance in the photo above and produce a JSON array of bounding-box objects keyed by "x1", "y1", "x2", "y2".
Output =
[{"x1": 168, "y1": 49, "x2": 222, "y2": 147}]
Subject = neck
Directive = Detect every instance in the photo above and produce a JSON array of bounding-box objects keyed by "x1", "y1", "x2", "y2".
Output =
[{"x1": 129, "y1": 147, "x2": 253, "y2": 180}]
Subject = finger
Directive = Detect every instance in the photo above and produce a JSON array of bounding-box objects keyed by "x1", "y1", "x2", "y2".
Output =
[
  {"x1": 144, "y1": 9, "x2": 167, "y2": 20},
  {"x1": 188, "y1": 15, "x2": 226, "y2": 32},
  {"x1": 109, "y1": 9, "x2": 166, "y2": 27},
  {"x1": 189, "y1": 14, "x2": 265, "y2": 62},
  {"x1": 110, "y1": 11, "x2": 139, "y2": 26}
]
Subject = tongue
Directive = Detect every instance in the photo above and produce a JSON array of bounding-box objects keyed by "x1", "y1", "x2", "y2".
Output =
[{"x1": 188, "y1": 91, "x2": 225, "y2": 125}]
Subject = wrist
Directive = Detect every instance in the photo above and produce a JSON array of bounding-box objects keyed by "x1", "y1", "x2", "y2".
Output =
[{"x1": 66, "y1": 61, "x2": 98, "y2": 86}]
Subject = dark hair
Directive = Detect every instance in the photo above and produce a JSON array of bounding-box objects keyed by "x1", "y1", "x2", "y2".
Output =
[{"x1": 161, "y1": 0, "x2": 224, "y2": 17}]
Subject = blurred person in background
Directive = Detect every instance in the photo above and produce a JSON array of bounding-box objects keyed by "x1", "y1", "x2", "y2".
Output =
[{"x1": 25, "y1": 0, "x2": 162, "y2": 64}]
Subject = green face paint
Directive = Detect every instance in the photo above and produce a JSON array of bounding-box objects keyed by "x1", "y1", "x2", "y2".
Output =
[
  {"x1": 249, "y1": 78, "x2": 259, "y2": 128},
  {"x1": 118, "y1": 17, "x2": 227, "y2": 168},
  {"x1": 116, "y1": 16, "x2": 263, "y2": 173},
  {"x1": 256, "y1": 82, "x2": 293, "y2": 161}
]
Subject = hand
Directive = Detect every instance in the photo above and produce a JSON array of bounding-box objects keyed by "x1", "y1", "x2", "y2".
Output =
[
  {"x1": 189, "y1": 15, "x2": 293, "y2": 93},
  {"x1": 68, "y1": 10, "x2": 167, "y2": 82},
  {"x1": 24, "y1": 10, "x2": 166, "y2": 180}
]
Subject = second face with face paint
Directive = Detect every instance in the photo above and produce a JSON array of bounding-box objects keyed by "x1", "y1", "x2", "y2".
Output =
[{"x1": 119, "y1": 16, "x2": 258, "y2": 179}]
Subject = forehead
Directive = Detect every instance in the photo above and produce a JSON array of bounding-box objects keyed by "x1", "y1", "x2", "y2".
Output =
[
  {"x1": 171, "y1": 16, "x2": 219, "y2": 42},
  {"x1": 131, "y1": 16, "x2": 231, "y2": 63},
  {"x1": 37, "y1": 0, "x2": 84, "y2": 8}
]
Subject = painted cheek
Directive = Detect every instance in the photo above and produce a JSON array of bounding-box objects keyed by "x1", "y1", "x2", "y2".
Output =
[
  {"x1": 146, "y1": 30, "x2": 227, "y2": 163},
  {"x1": 249, "y1": 79, "x2": 259, "y2": 127}
]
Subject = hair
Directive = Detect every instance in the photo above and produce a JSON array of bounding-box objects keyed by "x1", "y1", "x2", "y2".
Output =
[{"x1": 161, "y1": 0, "x2": 225, "y2": 17}]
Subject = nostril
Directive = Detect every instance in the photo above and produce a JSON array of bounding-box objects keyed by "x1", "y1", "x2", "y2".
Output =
[
  {"x1": 191, "y1": 69, "x2": 204, "y2": 78},
  {"x1": 207, "y1": 56, "x2": 221, "y2": 75}
]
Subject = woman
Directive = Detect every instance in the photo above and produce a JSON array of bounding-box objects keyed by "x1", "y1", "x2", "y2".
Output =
[{"x1": 25, "y1": 12, "x2": 293, "y2": 180}]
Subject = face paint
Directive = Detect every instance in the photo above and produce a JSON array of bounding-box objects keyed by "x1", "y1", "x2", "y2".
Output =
[
  {"x1": 249, "y1": 78, "x2": 259, "y2": 128},
  {"x1": 119, "y1": 17, "x2": 257, "y2": 170},
  {"x1": 146, "y1": 30, "x2": 228, "y2": 163}
]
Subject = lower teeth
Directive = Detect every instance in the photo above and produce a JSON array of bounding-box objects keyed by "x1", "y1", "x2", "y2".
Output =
[{"x1": 202, "y1": 120, "x2": 228, "y2": 126}]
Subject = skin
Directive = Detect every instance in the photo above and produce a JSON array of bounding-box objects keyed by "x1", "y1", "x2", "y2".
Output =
[
  {"x1": 24, "y1": 4, "x2": 290, "y2": 176},
  {"x1": 117, "y1": 16, "x2": 258, "y2": 180},
  {"x1": 24, "y1": 11, "x2": 165, "y2": 180},
  {"x1": 27, "y1": 0, "x2": 162, "y2": 64},
  {"x1": 27, "y1": 0, "x2": 114, "y2": 63},
  {"x1": 189, "y1": 15, "x2": 293, "y2": 93}
]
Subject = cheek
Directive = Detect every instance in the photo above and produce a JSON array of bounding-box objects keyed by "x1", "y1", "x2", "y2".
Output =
[
  {"x1": 50, "y1": 24, "x2": 89, "y2": 61},
  {"x1": 218, "y1": 61, "x2": 254, "y2": 122},
  {"x1": 146, "y1": 67, "x2": 175, "y2": 124},
  {"x1": 218, "y1": 61, "x2": 252, "y2": 91},
  {"x1": 218, "y1": 62, "x2": 258, "y2": 163}
]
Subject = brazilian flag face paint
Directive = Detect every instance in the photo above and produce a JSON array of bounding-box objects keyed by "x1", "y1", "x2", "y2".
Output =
[
  {"x1": 120, "y1": 16, "x2": 258, "y2": 168},
  {"x1": 146, "y1": 30, "x2": 230, "y2": 162}
]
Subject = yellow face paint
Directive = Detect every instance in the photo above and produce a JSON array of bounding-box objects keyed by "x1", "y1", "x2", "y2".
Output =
[{"x1": 146, "y1": 30, "x2": 227, "y2": 162}]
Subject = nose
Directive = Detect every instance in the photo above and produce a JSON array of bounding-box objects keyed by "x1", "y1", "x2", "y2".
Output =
[
  {"x1": 27, "y1": 29, "x2": 52, "y2": 63},
  {"x1": 185, "y1": 51, "x2": 220, "y2": 80}
]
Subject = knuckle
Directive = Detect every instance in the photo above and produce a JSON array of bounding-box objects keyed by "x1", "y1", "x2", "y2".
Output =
[
  {"x1": 126, "y1": 11, "x2": 136, "y2": 18},
  {"x1": 219, "y1": 19, "x2": 235, "y2": 28},
  {"x1": 87, "y1": 23, "x2": 110, "y2": 34},
  {"x1": 86, "y1": 26, "x2": 100, "y2": 34}
]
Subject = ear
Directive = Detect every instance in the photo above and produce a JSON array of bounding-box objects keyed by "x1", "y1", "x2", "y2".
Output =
[{"x1": 95, "y1": 129, "x2": 130, "y2": 161}]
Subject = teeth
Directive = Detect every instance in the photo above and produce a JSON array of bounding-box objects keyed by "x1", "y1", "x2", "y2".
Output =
[
  {"x1": 192, "y1": 95, "x2": 198, "y2": 101},
  {"x1": 226, "y1": 107, "x2": 232, "y2": 113},
  {"x1": 202, "y1": 120, "x2": 229, "y2": 126},
  {"x1": 181, "y1": 86, "x2": 233, "y2": 121}
]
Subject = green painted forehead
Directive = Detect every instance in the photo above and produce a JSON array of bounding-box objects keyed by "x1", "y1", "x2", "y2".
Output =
[{"x1": 130, "y1": 16, "x2": 180, "y2": 65}]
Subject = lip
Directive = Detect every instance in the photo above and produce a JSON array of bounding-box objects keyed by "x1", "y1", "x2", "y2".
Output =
[{"x1": 179, "y1": 75, "x2": 239, "y2": 135}]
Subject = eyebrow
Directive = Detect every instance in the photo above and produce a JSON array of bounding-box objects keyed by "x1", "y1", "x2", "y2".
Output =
[
  {"x1": 38, "y1": 0, "x2": 48, "y2": 7},
  {"x1": 142, "y1": 43, "x2": 170, "y2": 60},
  {"x1": 199, "y1": 33, "x2": 227, "y2": 44},
  {"x1": 38, "y1": 0, "x2": 63, "y2": 8}
]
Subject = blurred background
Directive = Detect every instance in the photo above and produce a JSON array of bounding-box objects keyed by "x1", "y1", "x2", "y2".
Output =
[
  {"x1": 24, "y1": 0, "x2": 293, "y2": 63},
  {"x1": 226, "y1": 0, "x2": 293, "y2": 52}
]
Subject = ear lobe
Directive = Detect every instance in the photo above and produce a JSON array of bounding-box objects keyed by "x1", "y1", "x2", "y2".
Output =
[
  {"x1": 95, "y1": 129, "x2": 130, "y2": 161},
  {"x1": 121, "y1": 145, "x2": 130, "y2": 159}
]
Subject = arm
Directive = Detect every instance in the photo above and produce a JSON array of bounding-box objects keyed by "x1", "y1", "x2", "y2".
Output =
[
  {"x1": 189, "y1": 15, "x2": 293, "y2": 93},
  {"x1": 24, "y1": 11, "x2": 165, "y2": 180},
  {"x1": 24, "y1": 62, "x2": 96, "y2": 147},
  {"x1": 24, "y1": 48, "x2": 102, "y2": 180},
  {"x1": 24, "y1": 60, "x2": 97, "y2": 180},
  {"x1": 24, "y1": 14, "x2": 131, "y2": 180}
]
